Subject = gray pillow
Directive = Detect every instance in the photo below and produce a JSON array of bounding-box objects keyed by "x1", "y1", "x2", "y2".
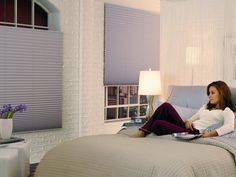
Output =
[
  {"x1": 221, "y1": 130, "x2": 236, "y2": 138},
  {"x1": 171, "y1": 104, "x2": 198, "y2": 121}
]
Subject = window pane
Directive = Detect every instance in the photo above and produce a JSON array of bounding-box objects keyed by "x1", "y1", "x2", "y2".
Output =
[
  {"x1": 17, "y1": 0, "x2": 31, "y2": 25},
  {"x1": 129, "y1": 86, "x2": 138, "y2": 104},
  {"x1": 108, "y1": 86, "x2": 117, "y2": 105},
  {"x1": 105, "y1": 85, "x2": 146, "y2": 121},
  {"x1": 0, "y1": 0, "x2": 14, "y2": 24},
  {"x1": 140, "y1": 95, "x2": 147, "y2": 104},
  {"x1": 118, "y1": 107, "x2": 127, "y2": 118},
  {"x1": 119, "y1": 86, "x2": 128, "y2": 105},
  {"x1": 35, "y1": 3, "x2": 48, "y2": 27},
  {"x1": 106, "y1": 108, "x2": 117, "y2": 120},
  {"x1": 129, "y1": 106, "x2": 138, "y2": 117},
  {"x1": 140, "y1": 105, "x2": 147, "y2": 116}
]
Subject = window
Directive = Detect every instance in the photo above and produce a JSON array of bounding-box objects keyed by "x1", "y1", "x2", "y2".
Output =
[
  {"x1": 0, "y1": 0, "x2": 62, "y2": 132},
  {"x1": 104, "y1": 85, "x2": 148, "y2": 121},
  {"x1": 104, "y1": 4, "x2": 160, "y2": 85},
  {"x1": 0, "y1": 0, "x2": 48, "y2": 29}
]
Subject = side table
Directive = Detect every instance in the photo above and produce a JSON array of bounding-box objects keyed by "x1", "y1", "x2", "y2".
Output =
[
  {"x1": 0, "y1": 148, "x2": 18, "y2": 177},
  {"x1": 0, "y1": 140, "x2": 30, "y2": 177},
  {"x1": 122, "y1": 117, "x2": 146, "y2": 127},
  {"x1": 122, "y1": 122, "x2": 144, "y2": 127},
  {"x1": 118, "y1": 120, "x2": 145, "y2": 136}
]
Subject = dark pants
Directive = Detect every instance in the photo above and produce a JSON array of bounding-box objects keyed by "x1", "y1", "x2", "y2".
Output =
[{"x1": 139, "y1": 102, "x2": 200, "y2": 136}]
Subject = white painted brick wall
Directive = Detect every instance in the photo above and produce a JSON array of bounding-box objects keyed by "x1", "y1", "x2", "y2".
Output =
[{"x1": 13, "y1": 0, "x2": 160, "y2": 163}]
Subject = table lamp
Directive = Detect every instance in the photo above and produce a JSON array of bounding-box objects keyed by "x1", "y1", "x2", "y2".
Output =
[{"x1": 138, "y1": 69, "x2": 162, "y2": 119}]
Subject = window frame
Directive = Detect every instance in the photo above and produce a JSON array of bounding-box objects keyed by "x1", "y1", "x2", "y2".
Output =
[
  {"x1": 0, "y1": 0, "x2": 49, "y2": 30},
  {"x1": 104, "y1": 85, "x2": 148, "y2": 122},
  {"x1": 0, "y1": 0, "x2": 62, "y2": 132}
]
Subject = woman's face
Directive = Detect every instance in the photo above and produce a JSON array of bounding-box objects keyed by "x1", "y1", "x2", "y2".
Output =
[{"x1": 208, "y1": 86, "x2": 220, "y2": 106}]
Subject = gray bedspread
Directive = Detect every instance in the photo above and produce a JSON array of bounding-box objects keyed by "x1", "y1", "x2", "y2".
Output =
[
  {"x1": 193, "y1": 136, "x2": 236, "y2": 161},
  {"x1": 34, "y1": 130, "x2": 236, "y2": 177},
  {"x1": 156, "y1": 135, "x2": 236, "y2": 162}
]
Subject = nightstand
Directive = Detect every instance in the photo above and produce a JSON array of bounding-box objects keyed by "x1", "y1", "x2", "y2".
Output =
[
  {"x1": 122, "y1": 122, "x2": 144, "y2": 127},
  {"x1": 0, "y1": 139, "x2": 30, "y2": 177},
  {"x1": 122, "y1": 117, "x2": 146, "y2": 127}
]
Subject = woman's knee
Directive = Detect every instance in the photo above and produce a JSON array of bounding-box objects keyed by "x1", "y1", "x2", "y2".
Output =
[
  {"x1": 151, "y1": 120, "x2": 167, "y2": 135},
  {"x1": 160, "y1": 102, "x2": 173, "y2": 109},
  {"x1": 152, "y1": 120, "x2": 166, "y2": 130}
]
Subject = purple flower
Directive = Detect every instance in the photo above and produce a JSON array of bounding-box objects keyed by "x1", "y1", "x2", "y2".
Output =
[
  {"x1": 0, "y1": 104, "x2": 27, "y2": 119},
  {"x1": 14, "y1": 104, "x2": 27, "y2": 113},
  {"x1": 3, "y1": 104, "x2": 13, "y2": 112}
]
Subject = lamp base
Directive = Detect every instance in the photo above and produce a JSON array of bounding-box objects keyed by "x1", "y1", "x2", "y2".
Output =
[{"x1": 146, "y1": 95, "x2": 154, "y2": 119}]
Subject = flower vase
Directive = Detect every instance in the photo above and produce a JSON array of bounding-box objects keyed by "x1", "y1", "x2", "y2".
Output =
[{"x1": 0, "y1": 119, "x2": 13, "y2": 139}]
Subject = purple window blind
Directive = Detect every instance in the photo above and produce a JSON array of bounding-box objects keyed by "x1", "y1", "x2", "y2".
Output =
[
  {"x1": 104, "y1": 4, "x2": 160, "y2": 85},
  {"x1": 0, "y1": 26, "x2": 63, "y2": 132}
]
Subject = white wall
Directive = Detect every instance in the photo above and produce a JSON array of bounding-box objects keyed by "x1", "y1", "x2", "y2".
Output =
[{"x1": 13, "y1": 0, "x2": 160, "y2": 163}]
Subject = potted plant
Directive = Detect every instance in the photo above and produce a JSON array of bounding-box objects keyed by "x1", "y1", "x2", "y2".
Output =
[{"x1": 0, "y1": 104, "x2": 26, "y2": 139}]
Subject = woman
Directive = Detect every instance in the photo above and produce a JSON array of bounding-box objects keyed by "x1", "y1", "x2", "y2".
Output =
[{"x1": 133, "y1": 81, "x2": 235, "y2": 138}]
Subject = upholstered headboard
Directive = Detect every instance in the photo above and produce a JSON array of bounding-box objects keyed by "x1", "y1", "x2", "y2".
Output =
[
  {"x1": 230, "y1": 88, "x2": 236, "y2": 110},
  {"x1": 165, "y1": 85, "x2": 236, "y2": 120},
  {"x1": 166, "y1": 86, "x2": 208, "y2": 109}
]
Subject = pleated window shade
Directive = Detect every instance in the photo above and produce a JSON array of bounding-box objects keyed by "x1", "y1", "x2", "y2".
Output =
[
  {"x1": 104, "y1": 4, "x2": 160, "y2": 85},
  {"x1": 0, "y1": 26, "x2": 63, "y2": 132}
]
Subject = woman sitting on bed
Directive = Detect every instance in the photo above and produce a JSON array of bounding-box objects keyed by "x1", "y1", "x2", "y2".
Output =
[{"x1": 133, "y1": 80, "x2": 235, "y2": 138}]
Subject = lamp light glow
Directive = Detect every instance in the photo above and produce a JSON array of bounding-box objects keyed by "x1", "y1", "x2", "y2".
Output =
[
  {"x1": 138, "y1": 69, "x2": 162, "y2": 118},
  {"x1": 139, "y1": 69, "x2": 161, "y2": 96}
]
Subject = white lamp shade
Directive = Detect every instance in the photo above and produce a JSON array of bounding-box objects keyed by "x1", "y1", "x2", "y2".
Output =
[{"x1": 138, "y1": 70, "x2": 162, "y2": 95}]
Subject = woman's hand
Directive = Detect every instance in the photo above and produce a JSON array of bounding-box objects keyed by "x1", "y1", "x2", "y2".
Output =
[
  {"x1": 185, "y1": 120, "x2": 194, "y2": 131},
  {"x1": 201, "y1": 130, "x2": 218, "y2": 138}
]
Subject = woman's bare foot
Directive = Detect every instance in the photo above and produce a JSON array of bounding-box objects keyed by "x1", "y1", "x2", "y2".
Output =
[{"x1": 130, "y1": 130, "x2": 145, "y2": 137}]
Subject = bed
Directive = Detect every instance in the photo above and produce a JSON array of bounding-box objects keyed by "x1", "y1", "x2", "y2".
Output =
[{"x1": 34, "y1": 86, "x2": 236, "y2": 177}]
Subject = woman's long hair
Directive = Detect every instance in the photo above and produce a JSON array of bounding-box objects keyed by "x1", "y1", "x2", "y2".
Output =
[{"x1": 206, "y1": 81, "x2": 234, "y2": 111}]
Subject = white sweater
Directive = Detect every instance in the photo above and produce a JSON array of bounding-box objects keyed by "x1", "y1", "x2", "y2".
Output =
[{"x1": 188, "y1": 105, "x2": 235, "y2": 136}]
